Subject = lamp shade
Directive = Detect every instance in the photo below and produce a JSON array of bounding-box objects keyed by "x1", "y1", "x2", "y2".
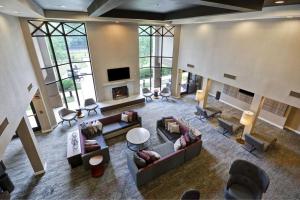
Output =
[
  {"x1": 195, "y1": 90, "x2": 205, "y2": 101},
  {"x1": 240, "y1": 110, "x2": 254, "y2": 126}
]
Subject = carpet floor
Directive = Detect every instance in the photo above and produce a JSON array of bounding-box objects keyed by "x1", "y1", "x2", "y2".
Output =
[{"x1": 3, "y1": 95, "x2": 300, "y2": 199}]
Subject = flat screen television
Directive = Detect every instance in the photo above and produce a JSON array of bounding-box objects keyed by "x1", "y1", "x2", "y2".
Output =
[{"x1": 107, "y1": 67, "x2": 130, "y2": 81}]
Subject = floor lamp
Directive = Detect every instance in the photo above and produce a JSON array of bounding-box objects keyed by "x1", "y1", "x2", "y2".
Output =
[
  {"x1": 236, "y1": 110, "x2": 255, "y2": 144},
  {"x1": 195, "y1": 90, "x2": 205, "y2": 106}
]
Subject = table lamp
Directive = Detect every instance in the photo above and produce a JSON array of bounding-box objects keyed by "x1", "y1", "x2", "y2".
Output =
[{"x1": 237, "y1": 110, "x2": 254, "y2": 144}]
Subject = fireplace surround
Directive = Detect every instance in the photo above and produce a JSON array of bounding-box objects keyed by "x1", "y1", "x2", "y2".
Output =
[{"x1": 112, "y1": 86, "x2": 129, "y2": 100}]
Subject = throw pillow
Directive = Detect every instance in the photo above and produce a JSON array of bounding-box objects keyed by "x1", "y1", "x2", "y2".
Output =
[
  {"x1": 169, "y1": 123, "x2": 180, "y2": 134},
  {"x1": 124, "y1": 111, "x2": 133, "y2": 122},
  {"x1": 184, "y1": 133, "x2": 191, "y2": 145},
  {"x1": 167, "y1": 122, "x2": 177, "y2": 131},
  {"x1": 121, "y1": 113, "x2": 129, "y2": 122},
  {"x1": 191, "y1": 128, "x2": 202, "y2": 138},
  {"x1": 85, "y1": 139, "x2": 97, "y2": 145},
  {"x1": 174, "y1": 138, "x2": 181, "y2": 151},
  {"x1": 84, "y1": 144, "x2": 100, "y2": 153},
  {"x1": 180, "y1": 135, "x2": 187, "y2": 148},
  {"x1": 188, "y1": 129, "x2": 197, "y2": 143},
  {"x1": 164, "y1": 118, "x2": 175, "y2": 129},
  {"x1": 142, "y1": 150, "x2": 161, "y2": 162},
  {"x1": 137, "y1": 151, "x2": 152, "y2": 164},
  {"x1": 133, "y1": 153, "x2": 147, "y2": 169},
  {"x1": 93, "y1": 121, "x2": 103, "y2": 132}
]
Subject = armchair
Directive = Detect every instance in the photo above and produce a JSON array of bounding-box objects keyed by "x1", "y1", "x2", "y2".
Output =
[
  {"x1": 142, "y1": 88, "x2": 153, "y2": 102},
  {"x1": 160, "y1": 87, "x2": 171, "y2": 101},
  {"x1": 224, "y1": 159, "x2": 270, "y2": 200},
  {"x1": 58, "y1": 108, "x2": 77, "y2": 127},
  {"x1": 84, "y1": 98, "x2": 98, "y2": 115}
]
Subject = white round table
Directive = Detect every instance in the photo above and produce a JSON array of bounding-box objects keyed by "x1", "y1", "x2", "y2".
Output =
[{"x1": 126, "y1": 128, "x2": 150, "y2": 151}]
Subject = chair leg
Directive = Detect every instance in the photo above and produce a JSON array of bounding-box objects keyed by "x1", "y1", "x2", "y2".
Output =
[
  {"x1": 88, "y1": 110, "x2": 90, "y2": 116},
  {"x1": 94, "y1": 109, "x2": 97, "y2": 114},
  {"x1": 68, "y1": 121, "x2": 71, "y2": 127}
]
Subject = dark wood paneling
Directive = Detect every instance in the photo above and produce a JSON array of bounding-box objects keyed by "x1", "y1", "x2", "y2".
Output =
[{"x1": 101, "y1": 9, "x2": 165, "y2": 20}]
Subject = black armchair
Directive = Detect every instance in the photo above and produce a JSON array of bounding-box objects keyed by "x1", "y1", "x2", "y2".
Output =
[
  {"x1": 195, "y1": 106, "x2": 222, "y2": 121},
  {"x1": 181, "y1": 189, "x2": 200, "y2": 200},
  {"x1": 224, "y1": 160, "x2": 270, "y2": 200}
]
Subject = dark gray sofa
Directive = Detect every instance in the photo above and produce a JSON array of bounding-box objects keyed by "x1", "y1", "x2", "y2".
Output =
[
  {"x1": 126, "y1": 117, "x2": 203, "y2": 187},
  {"x1": 127, "y1": 142, "x2": 185, "y2": 187}
]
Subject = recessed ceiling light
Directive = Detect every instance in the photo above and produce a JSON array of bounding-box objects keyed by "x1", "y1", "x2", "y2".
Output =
[
  {"x1": 0, "y1": 5, "x2": 4, "y2": 8},
  {"x1": 286, "y1": 16, "x2": 294, "y2": 19},
  {"x1": 13, "y1": 11, "x2": 23, "y2": 14},
  {"x1": 115, "y1": 21, "x2": 119, "y2": 23},
  {"x1": 275, "y1": 1, "x2": 285, "y2": 4},
  {"x1": 57, "y1": 5, "x2": 65, "y2": 8}
]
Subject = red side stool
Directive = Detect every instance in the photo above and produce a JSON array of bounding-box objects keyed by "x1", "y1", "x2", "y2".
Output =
[{"x1": 89, "y1": 155, "x2": 104, "y2": 178}]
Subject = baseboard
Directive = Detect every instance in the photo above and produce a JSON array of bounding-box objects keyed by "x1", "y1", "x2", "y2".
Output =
[
  {"x1": 34, "y1": 162, "x2": 47, "y2": 176},
  {"x1": 285, "y1": 126, "x2": 300, "y2": 134},
  {"x1": 219, "y1": 99, "x2": 284, "y2": 129}
]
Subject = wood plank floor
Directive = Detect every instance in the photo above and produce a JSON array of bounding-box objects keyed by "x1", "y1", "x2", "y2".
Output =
[{"x1": 3, "y1": 95, "x2": 300, "y2": 199}]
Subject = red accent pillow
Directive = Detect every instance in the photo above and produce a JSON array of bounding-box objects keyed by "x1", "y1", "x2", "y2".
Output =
[
  {"x1": 137, "y1": 151, "x2": 152, "y2": 164},
  {"x1": 184, "y1": 133, "x2": 191, "y2": 145},
  {"x1": 124, "y1": 111, "x2": 133, "y2": 122},
  {"x1": 84, "y1": 144, "x2": 100, "y2": 153}
]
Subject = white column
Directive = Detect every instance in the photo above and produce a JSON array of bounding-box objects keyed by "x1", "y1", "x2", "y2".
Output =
[
  {"x1": 16, "y1": 115, "x2": 45, "y2": 175},
  {"x1": 199, "y1": 78, "x2": 212, "y2": 109}
]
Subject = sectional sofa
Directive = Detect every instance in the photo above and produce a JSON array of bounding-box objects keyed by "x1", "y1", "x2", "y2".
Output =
[
  {"x1": 79, "y1": 112, "x2": 142, "y2": 169},
  {"x1": 127, "y1": 117, "x2": 202, "y2": 187}
]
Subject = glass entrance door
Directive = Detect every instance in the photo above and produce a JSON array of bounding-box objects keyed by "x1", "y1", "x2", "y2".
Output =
[{"x1": 26, "y1": 102, "x2": 41, "y2": 132}]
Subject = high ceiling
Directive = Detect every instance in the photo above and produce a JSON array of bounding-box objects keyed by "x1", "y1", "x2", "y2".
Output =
[
  {"x1": 1, "y1": 0, "x2": 300, "y2": 20},
  {"x1": 31, "y1": 0, "x2": 300, "y2": 20},
  {"x1": 33, "y1": 0, "x2": 93, "y2": 12}
]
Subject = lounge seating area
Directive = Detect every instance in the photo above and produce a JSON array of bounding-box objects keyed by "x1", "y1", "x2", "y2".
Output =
[{"x1": 194, "y1": 105, "x2": 222, "y2": 121}]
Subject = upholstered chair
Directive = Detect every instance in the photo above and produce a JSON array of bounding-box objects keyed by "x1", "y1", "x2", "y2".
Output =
[
  {"x1": 160, "y1": 87, "x2": 171, "y2": 101},
  {"x1": 58, "y1": 108, "x2": 77, "y2": 127},
  {"x1": 84, "y1": 98, "x2": 98, "y2": 115},
  {"x1": 142, "y1": 88, "x2": 153, "y2": 102}
]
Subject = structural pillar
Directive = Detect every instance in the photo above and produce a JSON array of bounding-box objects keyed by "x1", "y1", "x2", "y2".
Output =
[
  {"x1": 199, "y1": 78, "x2": 212, "y2": 109},
  {"x1": 243, "y1": 95, "x2": 265, "y2": 134},
  {"x1": 16, "y1": 116, "x2": 45, "y2": 175}
]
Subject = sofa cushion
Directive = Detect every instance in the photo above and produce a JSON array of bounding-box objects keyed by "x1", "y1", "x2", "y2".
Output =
[
  {"x1": 152, "y1": 142, "x2": 175, "y2": 157},
  {"x1": 99, "y1": 114, "x2": 121, "y2": 125},
  {"x1": 134, "y1": 153, "x2": 147, "y2": 169},
  {"x1": 159, "y1": 127, "x2": 181, "y2": 143},
  {"x1": 102, "y1": 121, "x2": 139, "y2": 135}
]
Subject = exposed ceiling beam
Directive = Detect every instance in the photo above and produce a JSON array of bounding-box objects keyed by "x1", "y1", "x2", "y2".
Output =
[
  {"x1": 87, "y1": 0, "x2": 129, "y2": 16},
  {"x1": 194, "y1": 0, "x2": 262, "y2": 12}
]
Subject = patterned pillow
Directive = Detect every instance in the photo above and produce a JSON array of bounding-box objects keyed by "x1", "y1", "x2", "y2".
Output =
[
  {"x1": 184, "y1": 133, "x2": 191, "y2": 145},
  {"x1": 167, "y1": 122, "x2": 177, "y2": 131}
]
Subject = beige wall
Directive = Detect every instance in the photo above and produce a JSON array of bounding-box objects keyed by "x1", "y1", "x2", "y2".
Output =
[
  {"x1": 178, "y1": 18, "x2": 300, "y2": 108},
  {"x1": 0, "y1": 13, "x2": 39, "y2": 160},
  {"x1": 285, "y1": 107, "x2": 300, "y2": 133},
  {"x1": 86, "y1": 22, "x2": 140, "y2": 101},
  {"x1": 209, "y1": 80, "x2": 290, "y2": 129}
]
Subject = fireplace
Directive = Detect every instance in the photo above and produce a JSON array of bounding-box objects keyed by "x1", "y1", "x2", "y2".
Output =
[{"x1": 112, "y1": 86, "x2": 129, "y2": 100}]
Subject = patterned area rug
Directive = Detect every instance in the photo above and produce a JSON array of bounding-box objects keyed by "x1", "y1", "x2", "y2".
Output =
[{"x1": 3, "y1": 95, "x2": 300, "y2": 199}]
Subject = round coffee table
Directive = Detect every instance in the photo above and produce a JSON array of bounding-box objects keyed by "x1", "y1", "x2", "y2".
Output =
[
  {"x1": 89, "y1": 155, "x2": 104, "y2": 177},
  {"x1": 126, "y1": 127, "x2": 150, "y2": 151}
]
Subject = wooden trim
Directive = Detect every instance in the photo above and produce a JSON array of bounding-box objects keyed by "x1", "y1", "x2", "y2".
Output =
[{"x1": 0, "y1": 118, "x2": 9, "y2": 136}]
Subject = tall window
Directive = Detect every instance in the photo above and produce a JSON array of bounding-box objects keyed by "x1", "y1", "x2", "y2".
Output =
[
  {"x1": 139, "y1": 25, "x2": 175, "y2": 90},
  {"x1": 28, "y1": 21, "x2": 96, "y2": 117}
]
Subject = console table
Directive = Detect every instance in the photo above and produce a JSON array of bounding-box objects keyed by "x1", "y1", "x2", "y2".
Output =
[{"x1": 67, "y1": 131, "x2": 82, "y2": 168}]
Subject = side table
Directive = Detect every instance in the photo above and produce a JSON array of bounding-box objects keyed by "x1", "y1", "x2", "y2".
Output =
[{"x1": 89, "y1": 155, "x2": 104, "y2": 177}]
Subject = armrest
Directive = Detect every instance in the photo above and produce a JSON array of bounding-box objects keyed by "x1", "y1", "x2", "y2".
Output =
[{"x1": 126, "y1": 152, "x2": 139, "y2": 183}]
